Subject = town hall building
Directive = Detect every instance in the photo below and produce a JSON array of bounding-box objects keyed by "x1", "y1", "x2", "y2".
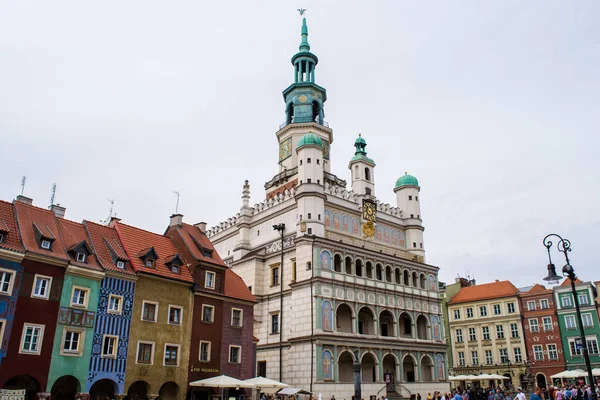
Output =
[{"x1": 206, "y1": 16, "x2": 449, "y2": 399}]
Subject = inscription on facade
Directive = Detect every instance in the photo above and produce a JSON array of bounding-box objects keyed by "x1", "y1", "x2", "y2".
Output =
[{"x1": 265, "y1": 235, "x2": 296, "y2": 254}]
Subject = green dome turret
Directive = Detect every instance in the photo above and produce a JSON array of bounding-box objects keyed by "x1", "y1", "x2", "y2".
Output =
[
  {"x1": 350, "y1": 133, "x2": 375, "y2": 165},
  {"x1": 395, "y1": 172, "x2": 419, "y2": 189},
  {"x1": 297, "y1": 132, "x2": 324, "y2": 149}
]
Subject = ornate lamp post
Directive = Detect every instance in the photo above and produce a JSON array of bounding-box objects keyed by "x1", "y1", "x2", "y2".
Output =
[
  {"x1": 273, "y1": 223, "x2": 285, "y2": 383},
  {"x1": 543, "y1": 234, "x2": 597, "y2": 400}
]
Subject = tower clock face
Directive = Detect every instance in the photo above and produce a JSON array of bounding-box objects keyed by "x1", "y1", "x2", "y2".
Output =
[
  {"x1": 279, "y1": 138, "x2": 292, "y2": 161},
  {"x1": 362, "y1": 199, "x2": 377, "y2": 222}
]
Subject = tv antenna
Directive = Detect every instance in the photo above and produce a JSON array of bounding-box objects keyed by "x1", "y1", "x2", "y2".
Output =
[
  {"x1": 173, "y1": 190, "x2": 181, "y2": 214},
  {"x1": 50, "y1": 183, "x2": 57, "y2": 206},
  {"x1": 20, "y1": 176, "x2": 27, "y2": 196}
]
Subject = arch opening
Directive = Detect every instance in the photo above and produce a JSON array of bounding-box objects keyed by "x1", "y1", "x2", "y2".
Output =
[
  {"x1": 159, "y1": 382, "x2": 180, "y2": 400},
  {"x1": 382, "y1": 354, "x2": 397, "y2": 385},
  {"x1": 420, "y1": 356, "x2": 434, "y2": 382},
  {"x1": 345, "y1": 257, "x2": 353, "y2": 275},
  {"x1": 356, "y1": 259, "x2": 363, "y2": 277},
  {"x1": 366, "y1": 262, "x2": 374, "y2": 279},
  {"x1": 334, "y1": 254, "x2": 342, "y2": 273},
  {"x1": 376, "y1": 263, "x2": 383, "y2": 281},
  {"x1": 365, "y1": 168, "x2": 371, "y2": 182},
  {"x1": 420, "y1": 274, "x2": 426, "y2": 289},
  {"x1": 127, "y1": 381, "x2": 150, "y2": 400},
  {"x1": 399, "y1": 313, "x2": 413, "y2": 338},
  {"x1": 395, "y1": 268, "x2": 401, "y2": 284},
  {"x1": 403, "y1": 270, "x2": 410, "y2": 286},
  {"x1": 385, "y1": 266, "x2": 392, "y2": 282},
  {"x1": 51, "y1": 376, "x2": 81, "y2": 400},
  {"x1": 338, "y1": 351, "x2": 354, "y2": 383},
  {"x1": 412, "y1": 272, "x2": 418, "y2": 287},
  {"x1": 361, "y1": 353, "x2": 377, "y2": 383},
  {"x1": 416, "y1": 315, "x2": 429, "y2": 340},
  {"x1": 3, "y1": 375, "x2": 41, "y2": 400},
  {"x1": 358, "y1": 307, "x2": 375, "y2": 335},
  {"x1": 402, "y1": 355, "x2": 416, "y2": 383},
  {"x1": 379, "y1": 310, "x2": 395, "y2": 337},
  {"x1": 336, "y1": 304, "x2": 353, "y2": 333},
  {"x1": 90, "y1": 379, "x2": 118, "y2": 400}
]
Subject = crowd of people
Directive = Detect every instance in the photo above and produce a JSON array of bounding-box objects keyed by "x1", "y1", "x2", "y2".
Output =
[{"x1": 433, "y1": 384, "x2": 600, "y2": 400}]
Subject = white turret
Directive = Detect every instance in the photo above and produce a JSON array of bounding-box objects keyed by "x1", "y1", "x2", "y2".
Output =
[
  {"x1": 348, "y1": 134, "x2": 375, "y2": 196},
  {"x1": 394, "y1": 172, "x2": 425, "y2": 260},
  {"x1": 233, "y1": 180, "x2": 252, "y2": 260},
  {"x1": 295, "y1": 133, "x2": 325, "y2": 237}
]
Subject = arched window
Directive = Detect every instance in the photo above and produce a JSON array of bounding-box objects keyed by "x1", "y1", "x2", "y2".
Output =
[
  {"x1": 376, "y1": 263, "x2": 383, "y2": 281},
  {"x1": 334, "y1": 254, "x2": 342, "y2": 273},
  {"x1": 356, "y1": 259, "x2": 363, "y2": 277},
  {"x1": 365, "y1": 168, "x2": 371, "y2": 182},
  {"x1": 366, "y1": 262, "x2": 374, "y2": 279},
  {"x1": 395, "y1": 268, "x2": 401, "y2": 284},
  {"x1": 403, "y1": 270, "x2": 410, "y2": 286},
  {"x1": 345, "y1": 257, "x2": 353, "y2": 275}
]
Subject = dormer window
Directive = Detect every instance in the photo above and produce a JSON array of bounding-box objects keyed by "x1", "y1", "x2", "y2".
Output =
[
  {"x1": 172, "y1": 264, "x2": 180, "y2": 274},
  {"x1": 165, "y1": 254, "x2": 183, "y2": 274},
  {"x1": 41, "y1": 240, "x2": 51, "y2": 250},
  {"x1": 76, "y1": 253, "x2": 86, "y2": 263},
  {"x1": 0, "y1": 233, "x2": 5, "y2": 243},
  {"x1": 139, "y1": 247, "x2": 158, "y2": 269},
  {"x1": 145, "y1": 259, "x2": 155, "y2": 268},
  {"x1": 116, "y1": 261, "x2": 125, "y2": 269}
]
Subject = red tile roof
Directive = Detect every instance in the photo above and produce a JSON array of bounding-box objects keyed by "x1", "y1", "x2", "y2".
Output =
[
  {"x1": 13, "y1": 201, "x2": 69, "y2": 261},
  {"x1": 561, "y1": 277, "x2": 583, "y2": 286},
  {"x1": 224, "y1": 269, "x2": 256, "y2": 303},
  {"x1": 0, "y1": 201, "x2": 25, "y2": 253},
  {"x1": 175, "y1": 223, "x2": 226, "y2": 267},
  {"x1": 115, "y1": 222, "x2": 194, "y2": 284},
  {"x1": 449, "y1": 280, "x2": 519, "y2": 304},
  {"x1": 56, "y1": 218, "x2": 103, "y2": 272},
  {"x1": 84, "y1": 220, "x2": 136, "y2": 276}
]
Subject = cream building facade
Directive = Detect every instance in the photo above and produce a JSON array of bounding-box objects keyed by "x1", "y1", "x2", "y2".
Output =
[
  {"x1": 206, "y1": 16, "x2": 448, "y2": 399},
  {"x1": 447, "y1": 281, "x2": 527, "y2": 387}
]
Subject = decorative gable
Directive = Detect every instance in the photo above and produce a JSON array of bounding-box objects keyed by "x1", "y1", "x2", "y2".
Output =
[{"x1": 138, "y1": 247, "x2": 158, "y2": 268}]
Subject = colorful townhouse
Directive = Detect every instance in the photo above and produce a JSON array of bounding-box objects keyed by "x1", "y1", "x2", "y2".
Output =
[
  {"x1": 0, "y1": 201, "x2": 26, "y2": 382},
  {"x1": 164, "y1": 215, "x2": 256, "y2": 400},
  {"x1": 115, "y1": 220, "x2": 194, "y2": 400},
  {"x1": 83, "y1": 220, "x2": 137, "y2": 398},
  {"x1": 518, "y1": 284, "x2": 566, "y2": 389},
  {"x1": 46, "y1": 216, "x2": 105, "y2": 400},
  {"x1": 554, "y1": 279, "x2": 600, "y2": 375},
  {"x1": 1, "y1": 198, "x2": 69, "y2": 400}
]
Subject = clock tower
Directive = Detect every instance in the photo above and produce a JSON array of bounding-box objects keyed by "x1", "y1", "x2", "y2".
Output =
[{"x1": 275, "y1": 15, "x2": 332, "y2": 181}]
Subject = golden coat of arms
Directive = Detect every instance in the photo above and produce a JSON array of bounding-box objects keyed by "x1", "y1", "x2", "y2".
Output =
[{"x1": 362, "y1": 221, "x2": 375, "y2": 238}]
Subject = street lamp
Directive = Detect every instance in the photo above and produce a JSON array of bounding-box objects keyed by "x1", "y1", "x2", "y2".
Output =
[
  {"x1": 543, "y1": 234, "x2": 597, "y2": 400},
  {"x1": 273, "y1": 223, "x2": 285, "y2": 383}
]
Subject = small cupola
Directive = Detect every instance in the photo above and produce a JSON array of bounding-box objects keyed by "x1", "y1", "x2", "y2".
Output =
[
  {"x1": 138, "y1": 247, "x2": 159, "y2": 268},
  {"x1": 68, "y1": 240, "x2": 92, "y2": 263},
  {"x1": 165, "y1": 254, "x2": 184, "y2": 274},
  {"x1": 32, "y1": 222, "x2": 56, "y2": 251},
  {"x1": 297, "y1": 132, "x2": 324, "y2": 150},
  {"x1": 394, "y1": 172, "x2": 419, "y2": 189},
  {"x1": 348, "y1": 134, "x2": 376, "y2": 196}
]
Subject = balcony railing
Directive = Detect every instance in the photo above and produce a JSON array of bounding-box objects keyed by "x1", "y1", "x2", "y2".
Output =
[{"x1": 279, "y1": 117, "x2": 330, "y2": 130}]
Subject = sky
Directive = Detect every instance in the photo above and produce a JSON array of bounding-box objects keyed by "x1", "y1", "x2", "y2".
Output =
[{"x1": 1, "y1": 1, "x2": 599, "y2": 288}]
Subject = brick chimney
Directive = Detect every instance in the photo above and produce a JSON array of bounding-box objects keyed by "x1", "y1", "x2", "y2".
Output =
[
  {"x1": 170, "y1": 214, "x2": 183, "y2": 227},
  {"x1": 16, "y1": 195, "x2": 33, "y2": 205},
  {"x1": 50, "y1": 204, "x2": 66, "y2": 218},
  {"x1": 194, "y1": 222, "x2": 207, "y2": 234},
  {"x1": 108, "y1": 217, "x2": 121, "y2": 227}
]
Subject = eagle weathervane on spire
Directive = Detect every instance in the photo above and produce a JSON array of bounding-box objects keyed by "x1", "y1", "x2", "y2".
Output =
[{"x1": 297, "y1": 8, "x2": 306, "y2": 16}]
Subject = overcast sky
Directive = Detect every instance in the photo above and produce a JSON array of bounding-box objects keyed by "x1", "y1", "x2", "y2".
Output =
[{"x1": 1, "y1": 1, "x2": 599, "y2": 288}]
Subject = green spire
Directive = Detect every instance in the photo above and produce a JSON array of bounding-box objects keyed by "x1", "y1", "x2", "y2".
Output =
[
  {"x1": 299, "y1": 17, "x2": 310, "y2": 52},
  {"x1": 351, "y1": 134, "x2": 375, "y2": 164}
]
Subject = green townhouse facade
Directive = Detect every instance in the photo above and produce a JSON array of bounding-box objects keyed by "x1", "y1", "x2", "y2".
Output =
[{"x1": 554, "y1": 279, "x2": 600, "y2": 374}]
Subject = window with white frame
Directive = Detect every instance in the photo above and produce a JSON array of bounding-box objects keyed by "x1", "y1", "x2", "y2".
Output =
[
  {"x1": 471, "y1": 350, "x2": 479, "y2": 365},
  {"x1": 578, "y1": 294, "x2": 589, "y2": 305},
  {"x1": 587, "y1": 338, "x2": 599, "y2": 354},
  {"x1": 468, "y1": 327, "x2": 476, "y2": 341},
  {"x1": 102, "y1": 335, "x2": 118, "y2": 358},
  {"x1": 108, "y1": 295, "x2": 123, "y2": 314},
  {"x1": 231, "y1": 308, "x2": 242, "y2": 327},
  {"x1": 456, "y1": 328, "x2": 463, "y2": 343},
  {"x1": 529, "y1": 319, "x2": 539, "y2": 332},
  {"x1": 31, "y1": 275, "x2": 52, "y2": 300},
  {"x1": 41, "y1": 240, "x2": 51, "y2": 250},
  {"x1": 499, "y1": 348, "x2": 508, "y2": 363},
  {"x1": 496, "y1": 325, "x2": 505, "y2": 339},
  {"x1": 142, "y1": 301, "x2": 158, "y2": 322},
  {"x1": 116, "y1": 260, "x2": 125, "y2": 269},
  {"x1": 533, "y1": 345, "x2": 544, "y2": 360},
  {"x1": 543, "y1": 317, "x2": 553, "y2": 331},
  {"x1": 457, "y1": 351, "x2": 465, "y2": 366},
  {"x1": 493, "y1": 304, "x2": 501, "y2": 315},
  {"x1": 482, "y1": 326, "x2": 490, "y2": 340},
  {"x1": 507, "y1": 303, "x2": 515, "y2": 313},
  {"x1": 61, "y1": 328, "x2": 84, "y2": 356},
  {"x1": 514, "y1": 348, "x2": 523, "y2": 362},
  {"x1": 582, "y1": 313, "x2": 594, "y2": 328},
  {"x1": 510, "y1": 323, "x2": 519, "y2": 338},
  {"x1": 229, "y1": 345, "x2": 241, "y2": 364},
  {"x1": 540, "y1": 299, "x2": 549, "y2": 309},
  {"x1": 0, "y1": 269, "x2": 15, "y2": 295},
  {"x1": 199, "y1": 341, "x2": 211, "y2": 362},
  {"x1": 565, "y1": 315, "x2": 576, "y2": 329},
  {"x1": 168, "y1": 305, "x2": 183, "y2": 325},
  {"x1": 137, "y1": 341, "x2": 154, "y2": 364},
  {"x1": 205, "y1": 271, "x2": 215, "y2": 289},
  {"x1": 202, "y1": 305, "x2": 214, "y2": 323},
  {"x1": 76, "y1": 252, "x2": 86, "y2": 263},
  {"x1": 20, "y1": 324, "x2": 44, "y2": 355},
  {"x1": 164, "y1": 344, "x2": 180, "y2": 366},
  {"x1": 453, "y1": 309, "x2": 460, "y2": 320},
  {"x1": 70, "y1": 287, "x2": 89, "y2": 308},
  {"x1": 561, "y1": 295, "x2": 573, "y2": 307},
  {"x1": 480, "y1": 306, "x2": 487, "y2": 317},
  {"x1": 466, "y1": 308, "x2": 474, "y2": 318},
  {"x1": 527, "y1": 301, "x2": 536, "y2": 311},
  {"x1": 485, "y1": 350, "x2": 493, "y2": 364},
  {"x1": 547, "y1": 344, "x2": 558, "y2": 360}
]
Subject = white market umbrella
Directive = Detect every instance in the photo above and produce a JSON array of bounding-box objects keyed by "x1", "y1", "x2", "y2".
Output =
[
  {"x1": 475, "y1": 374, "x2": 496, "y2": 380},
  {"x1": 592, "y1": 368, "x2": 600, "y2": 376},
  {"x1": 465, "y1": 375, "x2": 480, "y2": 381},
  {"x1": 244, "y1": 377, "x2": 289, "y2": 389},
  {"x1": 489, "y1": 374, "x2": 510, "y2": 380},
  {"x1": 550, "y1": 370, "x2": 587, "y2": 379},
  {"x1": 189, "y1": 375, "x2": 256, "y2": 388},
  {"x1": 449, "y1": 375, "x2": 469, "y2": 381}
]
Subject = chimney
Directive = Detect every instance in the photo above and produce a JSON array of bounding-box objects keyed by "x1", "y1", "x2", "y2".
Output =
[
  {"x1": 170, "y1": 214, "x2": 183, "y2": 227},
  {"x1": 495, "y1": 279, "x2": 500, "y2": 283},
  {"x1": 16, "y1": 195, "x2": 33, "y2": 205},
  {"x1": 194, "y1": 221, "x2": 207, "y2": 234},
  {"x1": 108, "y1": 216, "x2": 121, "y2": 227},
  {"x1": 51, "y1": 204, "x2": 66, "y2": 218}
]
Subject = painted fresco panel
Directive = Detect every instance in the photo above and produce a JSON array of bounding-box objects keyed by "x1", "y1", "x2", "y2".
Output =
[
  {"x1": 321, "y1": 300, "x2": 333, "y2": 331},
  {"x1": 320, "y1": 250, "x2": 332, "y2": 271},
  {"x1": 324, "y1": 208, "x2": 406, "y2": 248}
]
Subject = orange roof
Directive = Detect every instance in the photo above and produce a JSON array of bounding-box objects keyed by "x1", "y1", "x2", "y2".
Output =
[
  {"x1": 174, "y1": 223, "x2": 226, "y2": 267},
  {"x1": 449, "y1": 280, "x2": 519, "y2": 304},
  {"x1": 84, "y1": 221, "x2": 136, "y2": 276},
  {"x1": 13, "y1": 201, "x2": 69, "y2": 261},
  {"x1": 0, "y1": 201, "x2": 24, "y2": 253},
  {"x1": 561, "y1": 277, "x2": 583, "y2": 286},
  {"x1": 56, "y1": 218, "x2": 103, "y2": 272},
  {"x1": 115, "y1": 222, "x2": 194, "y2": 284},
  {"x1": 224, "y1": 269, "x2": 256, "y2": 303}
]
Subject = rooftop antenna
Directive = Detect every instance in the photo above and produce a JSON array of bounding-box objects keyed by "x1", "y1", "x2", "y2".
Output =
[
  {"x1": 297, "y1": 8, "x2": 306, "y2": 16},
  {"x1": 20, "y1": 176, "x2": 27, "y2": 196},
  {"x1": 50, "y1": 183, "x2": 57, "y2": 207},
  {"x1": 173, "y1": 190, "x2": 181, "y2": 214}
]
